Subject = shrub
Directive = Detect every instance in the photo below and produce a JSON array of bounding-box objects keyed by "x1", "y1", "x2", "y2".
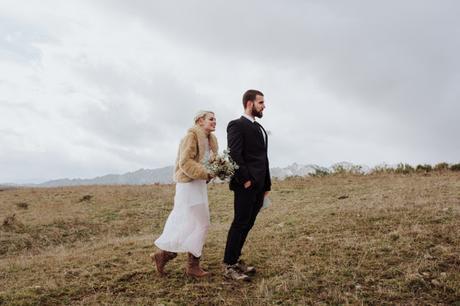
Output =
[
  {"x1": 2, "y1": 214, "x2": 25, "y2": 232},
  {"x1": 331, "y1": 165, "x2": 346, "y2": 175},
  {"x1": 78, "y1": 195, "x2": 93, "y2": 202},
  {"x1": 15, "y1": 202, "x2": 29, "y2": 209},
  {"x1": 434, "y1": 162, "x2": 449, "y2": 171},
  {"x1": 371, "y1": 164, "x2": 394, "y2": 174},
  {"x1": 416, "y1": 164, "x2": 433, "y2": 173},
  {"x1": 395, "y1": 163, "x2": 415, "y2": 174},
  {"x1": 450, "y1": 163, "x2": 460, "y2": 171},
  {"x1": 349, "y1": 165, "x2": 364, "y2": 174},
  {"x1": 331, "y1": 165, "x2": 364, "y2": 175},
  {"x1": 312, "y1": 169, "x2": 330, "y2": 177}
]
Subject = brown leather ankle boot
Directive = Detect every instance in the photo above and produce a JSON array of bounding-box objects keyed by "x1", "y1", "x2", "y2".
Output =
[
  {"x1": 185, "y1": 253, "x2": 210, "y2": 277},
  {"x1": 150, "y1": 250, "x2": 177, "y2": 276}
]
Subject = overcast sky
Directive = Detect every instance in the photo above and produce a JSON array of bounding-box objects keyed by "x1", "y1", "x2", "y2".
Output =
[{"x1": 1, "y1": 0, "x2": 459, "y2": 183}]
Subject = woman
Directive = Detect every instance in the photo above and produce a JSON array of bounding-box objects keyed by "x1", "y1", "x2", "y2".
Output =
[{"x1": 151, "y1": 111, "x2": 218, "y2": 277}]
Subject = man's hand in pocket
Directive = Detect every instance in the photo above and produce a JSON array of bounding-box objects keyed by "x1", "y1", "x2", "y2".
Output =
[{"x1": 244, "y1": 180, "x2": 252, "y2": 189}]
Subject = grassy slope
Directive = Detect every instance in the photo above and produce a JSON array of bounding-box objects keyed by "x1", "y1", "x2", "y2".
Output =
[{"x1": 1, "y1": 173, "x2": 459, "y2": 305}]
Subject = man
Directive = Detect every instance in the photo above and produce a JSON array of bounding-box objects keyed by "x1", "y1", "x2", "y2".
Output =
[{"x1": 223, "y1": 89, "x2": 271, "y2": 281}]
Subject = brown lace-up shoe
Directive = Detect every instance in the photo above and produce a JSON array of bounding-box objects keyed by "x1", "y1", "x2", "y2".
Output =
[
  {"x1": 235, "y1": 259, "x2": 256, "y2": 275},
  {"x1": 150, "y1": 250, "x2": 177, "y2": 276},
  {"x1": 185, "y1": 253, "x2": 210, "y2": 278},
  {"x1": 223, "y1": 264, "x2": 251, "y2": 282}
]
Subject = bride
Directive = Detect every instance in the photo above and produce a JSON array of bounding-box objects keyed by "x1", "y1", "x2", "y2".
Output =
[{"x1": 151, "y1": 110, "x2": 218, "y2": 277}]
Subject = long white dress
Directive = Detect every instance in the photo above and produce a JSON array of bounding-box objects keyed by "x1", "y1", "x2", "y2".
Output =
[{"x1": 154, "y1": 144, "x2": 211, "y2": 258}]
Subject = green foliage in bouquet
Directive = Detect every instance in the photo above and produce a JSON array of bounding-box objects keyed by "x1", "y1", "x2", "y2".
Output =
[{"x1": 204, "y1": 149, "x2": 239, "y2": 181}]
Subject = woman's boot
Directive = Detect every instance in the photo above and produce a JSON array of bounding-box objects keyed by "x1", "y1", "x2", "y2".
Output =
[
  {"x1": 185, "y1": 253, "x2": 210, "y2": 277},
  {"x1": 150, "y1": 250, "x2": 177, "y2": 276}
]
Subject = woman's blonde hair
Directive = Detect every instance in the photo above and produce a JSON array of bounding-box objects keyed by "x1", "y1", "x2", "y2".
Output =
[{"x1": 194, "y1": 110, "x2": 214, "y2": 124}]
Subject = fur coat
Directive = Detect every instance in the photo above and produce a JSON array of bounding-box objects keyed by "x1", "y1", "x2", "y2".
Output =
[{"x1": 174, "y1": 125, "x2": 219, "y2": 183}]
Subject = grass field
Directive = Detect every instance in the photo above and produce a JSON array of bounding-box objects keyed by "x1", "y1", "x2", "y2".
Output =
[{"x1": 1, "y1": 173, "x2": 459, "y2": 305}]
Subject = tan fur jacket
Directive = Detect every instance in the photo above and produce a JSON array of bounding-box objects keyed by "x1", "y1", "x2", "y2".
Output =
[{"x1": 174, "y1": 125, "x2": 218, "y2": 183}]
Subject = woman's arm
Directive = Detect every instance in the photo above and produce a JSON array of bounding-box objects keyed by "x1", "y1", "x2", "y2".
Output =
[{"x1": 178, "y1": 132, "x2": 209, "y2": 180}]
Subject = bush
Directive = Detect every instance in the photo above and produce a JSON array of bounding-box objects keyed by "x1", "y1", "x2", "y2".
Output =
[
  {"x1": 434, "y1": 162, "x2": 449, "y2": 171},
  {"x1": 331, "y1": 165, "x2": 346, "y2": 175},
  {"x1": 78, "y1": 195, "x2": 93, "y2": 202},
  {"x1": 395, "y1": 163, "x2": 415, "y2": 174},
  {"x1": 331, "y1": 164, "x2": 364, "y2": 175},
  {"x1": 15, "y1": 202, "x2": 29, "y2": 209},
  {"x1": 312, "y1": 169, "x2": 329, "y2": 177},
  {"x1": 371, "y1": 164, "x2": 394, "y2": 174},
  {"x1": 450, "y1": 163, "x2": 460, "y2": 171},
  {"x1": 416, "y1": 164, "x2": 432, "y2": 173},
  {"x1": 349, "y1": 165, "x2": 364, "y2": 174}
]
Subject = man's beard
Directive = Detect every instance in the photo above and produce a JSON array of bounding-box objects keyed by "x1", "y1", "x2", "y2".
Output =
[{"x1": 251, "y1": 106, "x2": 263, "y2": 118}]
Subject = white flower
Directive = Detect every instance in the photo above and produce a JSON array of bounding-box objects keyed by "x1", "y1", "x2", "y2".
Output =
[{"x1": 204, "y1": 150, "x2": 239, "y2": 181}]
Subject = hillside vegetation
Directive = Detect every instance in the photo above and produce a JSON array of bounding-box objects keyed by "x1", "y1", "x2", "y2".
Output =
[{"x1": 1, "y1": 173, "x2": 459, "y2": 305}]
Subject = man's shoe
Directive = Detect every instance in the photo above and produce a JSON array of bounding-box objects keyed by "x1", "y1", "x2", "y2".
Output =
[
  {"x1": 235, "y1": 259, "x2": 256, "y2": 275},
  {"x1": 223, "y1": 264, "x2": 251, "y2": 282}
]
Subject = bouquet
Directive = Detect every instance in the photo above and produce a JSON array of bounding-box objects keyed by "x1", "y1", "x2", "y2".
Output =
[{"x1": 204, "y1": 149, "x2": 239, "y2": 181}]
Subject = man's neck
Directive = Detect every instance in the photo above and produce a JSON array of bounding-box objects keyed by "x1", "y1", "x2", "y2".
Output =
[{"x1": 243, "y1": 111, "x2": 255, "y2": 122}]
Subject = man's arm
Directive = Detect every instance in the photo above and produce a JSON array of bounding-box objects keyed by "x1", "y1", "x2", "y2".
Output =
[{"x1": 227, "y1": 120, "x2": 251, "y2": 185}]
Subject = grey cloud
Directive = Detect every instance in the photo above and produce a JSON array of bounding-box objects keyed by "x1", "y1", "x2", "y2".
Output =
[
  {"x1": 101, "y1": 1, "x2": 460, "y2": 115},
  {"x1": 1, "y1": 0, "x2": 459, "y2": 183},
  {"x1": 0, "y1": 14, "x2": 52, "y2": 64},
  {"x1": 60, "y1": 60, "x2": 217, "y2": 147},
  {"x1": 0, "y1": 148, "x2": 128, "y2": 184}
]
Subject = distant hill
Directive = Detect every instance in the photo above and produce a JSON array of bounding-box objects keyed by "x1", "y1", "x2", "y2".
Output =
[
  {"x1": 36, "y1": 166, "x2": 175, "y2": 187},
  {"x1": 7, "y1": 162, "x2": 372, "y2": 187},
  {"x1": 0, "y1": 184, "x2": 19, "y2": 191},
  {"x1": 271, "y1": 163, "x2": 328, "y2": 179},
  {"x1": 271, "y1": 161, "x2": 370, "y2": 179}
]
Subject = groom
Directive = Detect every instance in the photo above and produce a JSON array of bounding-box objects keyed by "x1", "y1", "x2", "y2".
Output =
[{"x1": 223, "y1": 89, "x2": 271, "y2": 281}]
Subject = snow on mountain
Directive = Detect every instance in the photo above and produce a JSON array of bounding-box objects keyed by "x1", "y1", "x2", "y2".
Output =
[{"x1": 271, "y1": 163, "x2": 328, "y2": 179}]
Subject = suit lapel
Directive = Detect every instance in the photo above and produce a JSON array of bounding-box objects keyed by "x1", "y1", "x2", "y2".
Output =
[
  {"x1": 240, "y1": 117, "x2": 258, "y2": 142},
  {"x1": 254, "y1": 121, "x2": 268, "y2": 149},
  {"x1": 239, "y1": 116, "x2": 268, "y2": 149}
]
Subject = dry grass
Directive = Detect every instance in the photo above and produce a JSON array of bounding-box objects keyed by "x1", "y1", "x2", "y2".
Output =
[{"x1": 1, "y1": 173, "x2": 459, "y2": 305}]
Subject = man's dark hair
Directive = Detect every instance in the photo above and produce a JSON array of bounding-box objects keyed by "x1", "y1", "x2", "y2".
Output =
[{"x1": 242, "y1": 89, "x2": 264, "y2": 108}]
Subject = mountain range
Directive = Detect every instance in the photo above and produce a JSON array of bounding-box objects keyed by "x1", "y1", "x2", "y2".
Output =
[{"x1": 0, "y1": 162, "x2": 372, "y2": 187}]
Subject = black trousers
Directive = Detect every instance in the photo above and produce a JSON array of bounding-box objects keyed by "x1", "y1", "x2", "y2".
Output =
[{"x1": 223, "y1": 186, "x2": 265, "y2": 265}]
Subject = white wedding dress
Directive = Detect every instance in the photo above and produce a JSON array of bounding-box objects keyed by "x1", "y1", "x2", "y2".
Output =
[{"x1": 154, "y1": 143, "x2": 211, "y2": 258}]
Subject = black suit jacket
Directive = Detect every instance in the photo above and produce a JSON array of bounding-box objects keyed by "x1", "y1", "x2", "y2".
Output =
[{"x1": 227, "y1": 116, "x2": 271, "y2": 191}]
